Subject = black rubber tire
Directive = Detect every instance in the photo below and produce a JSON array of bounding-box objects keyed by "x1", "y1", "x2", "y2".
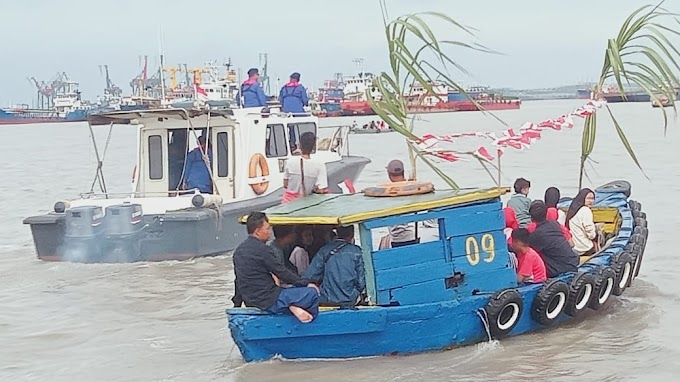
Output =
[
  {"x1": 640, "y1": 211, "x2": 647, "y2": 219},
  {"x1": 632, "y1": 234, "x2": 645, "y2": 246},
  {"x1": 565, "y1": 272, "x2": 596, "y2": 317},
  {"x1": 595, "y1": 180, "x2": 631, "y2": 198},
  {"x1": 633, "y1": 210, "x2": 641, "y2": 219},
  {"x1": 611, "y1": 253, "x2": 634, "y2": 296},
  {"x1": 629, "y1": 200, "x2": 642, "y2": 211},
  {"x1": 531, "y1": 279, "x2": 569, "y2": 326},
  {"x1": 589, "y1": 267, "x2": 616, "y2": 310},
  {"x1": 635, "y1": 217, "x2": 648, "y2": 228},
  {"x1": 484, "y1": 289, "x2": 524, "y2": 339}
]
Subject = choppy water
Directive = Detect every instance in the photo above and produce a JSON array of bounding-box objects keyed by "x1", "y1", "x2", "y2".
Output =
[{"x1": 1, "y1": 100, "x2": 679, "y2": 381}]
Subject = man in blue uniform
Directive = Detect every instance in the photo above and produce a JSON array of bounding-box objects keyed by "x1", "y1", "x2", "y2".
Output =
[
  {"x1": 279, "y1": 72, "x2": 309, "y2": 114},
  {"x1": 240, "y1": 68, "x2": 267, "y2": 108},
  {"x1": 183, "y1": 135, "x2": 213, "y2": 194}
]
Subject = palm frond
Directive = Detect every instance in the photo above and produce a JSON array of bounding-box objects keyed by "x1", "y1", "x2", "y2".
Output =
[
  {"x1": 581, "y1": 1, "x2": 679, "y2": 186},
  {"x1": 369, "y1": 3, "x2": 498, "y2": 189}
]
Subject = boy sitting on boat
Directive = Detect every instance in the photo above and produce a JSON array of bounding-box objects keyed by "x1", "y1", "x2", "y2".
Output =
[
  {"x1": 507, "y1": 178, "x2": 532, "y2": 227},
  {"x1": 510, "y1": 228, "x2": 547, "y2": 283},
  {"x1": 232, "y1": 212, "x2": 320, "y2": 323}
]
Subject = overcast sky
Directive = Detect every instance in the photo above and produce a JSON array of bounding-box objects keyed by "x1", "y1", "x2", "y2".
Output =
[{"x1": 1, "y1": 0, "x2": 673, "y2": 105}]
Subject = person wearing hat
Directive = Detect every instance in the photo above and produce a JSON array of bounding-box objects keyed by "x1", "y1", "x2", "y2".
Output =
[
  {"x1": 279, "y1": 72, "x2": 309, "y2": 114},
  {"x1": 385, "y1": 159, "x2": 419, "y2": 248},
  {"x1": 240, "y1": 68, "x2": 267, "y2": 108}
]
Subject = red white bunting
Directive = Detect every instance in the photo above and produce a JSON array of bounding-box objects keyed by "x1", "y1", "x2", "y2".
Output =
[{"x1": 414, "y1": 99, "x2": 605, "y2": 162}]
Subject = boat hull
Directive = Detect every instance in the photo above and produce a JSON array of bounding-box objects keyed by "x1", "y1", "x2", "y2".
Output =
[
  {"x1": 603, "y1": 93, "x2": 651, "y2": 103},
  {"x1": 227, "y1": 184, "x2": 647, "y2": 362},
  {"x1": 23, "y1": 156, "x2": 370, "y2": 263}
]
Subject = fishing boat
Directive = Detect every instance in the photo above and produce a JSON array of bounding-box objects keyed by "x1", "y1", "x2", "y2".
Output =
[
  {"x1": 227, "y1": 180, "x2": 648, "y2": 362},
  {"x1": 23, "y1": 108, "x2": 369, "y2": 263}
]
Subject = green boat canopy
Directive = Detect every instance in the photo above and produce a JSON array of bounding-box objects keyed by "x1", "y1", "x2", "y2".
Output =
[{"x1": 240, "y1": 187, "x2": 509, "y2": 225}]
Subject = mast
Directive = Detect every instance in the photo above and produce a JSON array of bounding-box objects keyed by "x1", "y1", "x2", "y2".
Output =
[{"x1": 158, "y1": 27, "x2": 166, "y2": 101}]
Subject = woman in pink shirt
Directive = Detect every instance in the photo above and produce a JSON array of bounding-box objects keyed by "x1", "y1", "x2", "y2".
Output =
[{"x1": 511, "y1": 228, "x2": 548, "y2": 283}]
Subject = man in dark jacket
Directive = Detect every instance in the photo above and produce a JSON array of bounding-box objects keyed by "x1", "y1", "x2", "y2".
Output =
[
  {"x1": 304, "y1": 225, "x2": 365, "y2": 307},
  {"x1": 279, "y1": 72, "x2": 309, "y2": 114},
  {"x1": 527, "y1": 200, "x2": 579, "y2": 277},
  {"x1": 240, "y1": 68, "x2": 267, "y2": 108},
  {"x1": 232, "y1": 212, "x2": 319, "y2": 323}
]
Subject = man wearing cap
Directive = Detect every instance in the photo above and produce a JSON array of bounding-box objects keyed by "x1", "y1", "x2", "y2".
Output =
[
  {"x1": 386, "y1": 160, "x2": 419, "y2": 247},
  {"x1": 279, "y1": 72, "x2": 309, "y2": 114},
  {"x1": 240, "y1": 68, "x2": 267, "y2": 108}
]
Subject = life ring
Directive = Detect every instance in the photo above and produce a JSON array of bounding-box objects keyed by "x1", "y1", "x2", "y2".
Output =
[
  {"x1": 363, "y1": 180, "x2": 434, "y2": 197},
  {"x1": 565, "y1": 272, "x2": 596, "y2": 317},
  {"x1": 611, "y1": 252, "x2": 633, "y2": 296},
  {"x1": 248, "y1": 153, "x2": 270, "y2": 195},
  {"x1": 483, "y1": 289, "x2": 523, "y2": 339},
  {"x1": 531, "y1": 279, "x2": 569, "y2": 326},
  {"x1": 589, "y1": 266, "x2": 616, "y2": 310}
]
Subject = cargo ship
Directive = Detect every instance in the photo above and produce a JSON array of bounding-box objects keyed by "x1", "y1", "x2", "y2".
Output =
[{"x1": 0, "y1": 106, "x2": 73, "y2": 125}]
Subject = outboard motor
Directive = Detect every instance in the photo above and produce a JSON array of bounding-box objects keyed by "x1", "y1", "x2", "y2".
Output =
[
  {"x1": 103, "y1": 204, "x2": 145, "y2": 262},
  {"x1": 58, "y1": 206, "x2": 105, "y2": 263}
]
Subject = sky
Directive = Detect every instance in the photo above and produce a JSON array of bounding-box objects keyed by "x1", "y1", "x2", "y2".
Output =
[{"x1": 0, "y1": 0, "x2": 674, "y2": 106}]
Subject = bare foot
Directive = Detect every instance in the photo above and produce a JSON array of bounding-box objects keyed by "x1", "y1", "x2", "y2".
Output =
[{"x1": 289, "y1": 306, "x2": 314, "y2": 323}]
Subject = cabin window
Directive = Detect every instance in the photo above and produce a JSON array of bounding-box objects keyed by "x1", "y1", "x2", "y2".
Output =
[
  {"x1": 265, "y1": 124, "x2": 288, "y2": 157},
  {"x1": 217, "y1": 132, "x2": 229, "y2": 177},
  {"x1": 368, "y1": 216, "x2": 442, "y2": 251},
  {"x1": 287, "y1": 122, "x2": 317, "y2": 155},
  {"x1": 148, "y1": 135, "x2": 163, "y2": 180}
]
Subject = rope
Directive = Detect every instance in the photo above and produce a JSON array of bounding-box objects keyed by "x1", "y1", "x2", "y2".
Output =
[{"x1": 88, "y1": 122, "x2": 114, "y2": 197}]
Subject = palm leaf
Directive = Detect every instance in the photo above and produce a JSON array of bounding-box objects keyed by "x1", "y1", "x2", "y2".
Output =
[{"x1": 581, "y1": 1, "x2": 679, "y2": 187}]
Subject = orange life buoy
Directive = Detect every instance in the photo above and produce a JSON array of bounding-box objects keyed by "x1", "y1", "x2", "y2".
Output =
[
  {"x1": 248, "y1": 153, "x2": 270, "y2": 195},
  {"x1": 362, "y1": 180, "x2": 434, "y2": 197}
]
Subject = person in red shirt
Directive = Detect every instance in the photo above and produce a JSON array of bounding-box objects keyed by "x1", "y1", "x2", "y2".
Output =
[{"x1": 511, "y1": 228, "x2": 548, "y2": 283}]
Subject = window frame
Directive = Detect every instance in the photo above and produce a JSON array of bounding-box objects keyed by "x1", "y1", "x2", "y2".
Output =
[
  {"x1": 148, "y1": 134, "x2": 164, "y2": 180},
  {"x1": 265, "y1": 123, "x2": 288, "y2": 158}
]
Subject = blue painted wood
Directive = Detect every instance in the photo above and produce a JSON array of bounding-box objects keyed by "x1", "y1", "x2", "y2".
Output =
[
  {"x1": 238, "y1": 308, "x2": 388, "y2": 340},
  {"x1": 388, "y1": 278, "x2": 458, "y2": 305},
  {"x1": 372, "y1": 240, "x2": 446, "y2": 271},
  {"x1": 359, "y1": 223, "x2": 377, "y2": 305},
  {"x1": 442, "y1": 202, "x2": 504, "y2": 237},
  {"x1": 227, "y1": 187, "x2": 646, "y2": 362},
  {"x1": 374, "y1": 258, "x2": 453, "y2": 291}
]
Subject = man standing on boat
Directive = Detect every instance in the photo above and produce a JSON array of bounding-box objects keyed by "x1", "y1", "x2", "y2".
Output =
[
  {"x1": 279, "y1": 72, "x2": 309, "y2": 114},
  {"x1": 233, "y1": 212, "x2": 320, "y2": 323},
  {"x1": 282, "y1": 132, "x2": 328, "y2": 203},
  {"x1": 182, "y1": 135, "x2": 213, "y2": 194},
  {"x1": 240, "y1": 68, "x2": 267, "y2": 108}
]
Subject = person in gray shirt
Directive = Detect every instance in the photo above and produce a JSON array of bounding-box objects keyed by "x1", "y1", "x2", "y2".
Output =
[{"x1": 507, "y1": 177, "x2": 532, "y2": 228}]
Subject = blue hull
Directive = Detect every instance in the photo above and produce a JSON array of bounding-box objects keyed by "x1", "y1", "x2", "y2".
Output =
[{"x1": 227, "y1": 185, "x2": 646, "y2": 362}]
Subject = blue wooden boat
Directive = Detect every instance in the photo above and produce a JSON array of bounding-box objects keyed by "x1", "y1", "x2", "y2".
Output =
[{"x1": 226, "y1": 180, "x2": 648, "y2": 362}]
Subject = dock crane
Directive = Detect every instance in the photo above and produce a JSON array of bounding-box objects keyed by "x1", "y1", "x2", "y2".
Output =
[{"x1": 98, "y1": 65, "x2": 122, "y2": 97}]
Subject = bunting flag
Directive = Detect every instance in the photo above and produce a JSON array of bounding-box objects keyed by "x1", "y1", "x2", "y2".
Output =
[{"x1": 414, "y1": 99, "x2": 606, "y2": 162}]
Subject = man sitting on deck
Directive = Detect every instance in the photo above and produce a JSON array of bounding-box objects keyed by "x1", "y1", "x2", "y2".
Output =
[
  {"x1": 527, "y1": 200, "x2": 579, "y2": 278},
  {"x1": 304, "y1": 225, "x2": 366, "y2": 307},
  {"x1": 232, "y1": 212, "x2": 320, "y2": 323}
]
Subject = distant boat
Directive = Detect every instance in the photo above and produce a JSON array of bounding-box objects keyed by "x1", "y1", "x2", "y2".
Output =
[
  {"x1": 651, "y1": 95, "x2": 674, "y2": 108},
  {"x1": 576, "y1": 89, "x2": 592, "y2": 99}
]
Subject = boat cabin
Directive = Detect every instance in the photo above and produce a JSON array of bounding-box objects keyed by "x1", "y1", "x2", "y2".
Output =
[
  {"x1": 88, "y1": 107, "x2": 347, "y2": 209},
  {"x1": 245, "y1": 187, "x2": 519, "y2": 306}
]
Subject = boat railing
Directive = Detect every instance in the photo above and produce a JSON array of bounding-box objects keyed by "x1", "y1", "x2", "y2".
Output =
[{"x1": 78, "y1": 189, "x2": 203, "y2": 200}]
